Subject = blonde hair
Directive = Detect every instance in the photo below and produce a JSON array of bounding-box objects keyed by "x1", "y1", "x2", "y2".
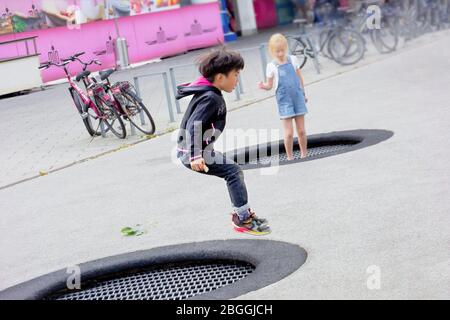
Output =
[{"x1": 268, "y1": 33, "x2": 288, "y2": 58}]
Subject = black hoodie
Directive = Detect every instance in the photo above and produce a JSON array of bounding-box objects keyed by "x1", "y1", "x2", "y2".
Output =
[{"x1": 176, "y1": 77, "x2": 227, "y2": 161}]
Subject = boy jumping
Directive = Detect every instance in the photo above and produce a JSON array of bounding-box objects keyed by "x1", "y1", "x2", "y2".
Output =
[{"x1": 176, "y1": 49, "x2": 271, "y2": 236}]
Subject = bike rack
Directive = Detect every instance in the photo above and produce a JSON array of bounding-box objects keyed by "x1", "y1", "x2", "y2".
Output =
[
  {"x1": 133, "y1": 71, "x2": 175, "y2": 123},
  {"x1": 169, "y1": 62, "x2": 244, "y2": 115},
  {"x1": 100, "y1": 120, "x2": 107, "y2": 138},
  {"x1": 237, "y1": 44, "x2": 269, "y2": 86},
  {"x1": 168, "y1": 62, "x2": 198, "y2": 115},
  {"x1": 168, "y1": 44, "x2": 269, "y2": 115},
  {"x1": 259, "y1": 43, "x2": 269, "y2": 81}
]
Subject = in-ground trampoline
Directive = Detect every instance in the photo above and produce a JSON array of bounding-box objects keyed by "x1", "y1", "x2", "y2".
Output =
[
  {"x1": 0, "y1": 240, "x2": 307, "y2": 300},
  {"x1": 225, "y1": 129, "x2": 393, "y2": 170}
]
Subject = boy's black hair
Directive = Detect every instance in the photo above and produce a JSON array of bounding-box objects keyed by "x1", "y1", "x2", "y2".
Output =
[{"x1": 197, "y1": 49, "x2": 244, "y2": 83}]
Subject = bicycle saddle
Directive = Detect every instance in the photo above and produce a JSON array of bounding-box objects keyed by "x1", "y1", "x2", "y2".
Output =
[
  {"x1": 75, "y1": 70, "x2": 91, "y2": 82},
  {"x1": 99, "y1": 69, "x2": 115, "y2": 81}
]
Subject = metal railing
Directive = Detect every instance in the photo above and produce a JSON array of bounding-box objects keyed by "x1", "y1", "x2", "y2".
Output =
[
  {"x1": 165, "y1": 44, "x2": 270, "y2": 117},
  {"x1": 133, "y1": 71, "x2": 175, "y2": 123}
]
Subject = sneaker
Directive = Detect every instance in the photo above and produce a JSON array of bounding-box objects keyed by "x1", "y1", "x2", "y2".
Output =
[
  {"x1": 231, "y1": 209, "x2": 268, "y2": 227},
  {"x1": 247, "y1": 209, "x2": 269, "y2": 226},
  {"x1": 231, "y1": 212, "x2": 271, "y2": 236}
]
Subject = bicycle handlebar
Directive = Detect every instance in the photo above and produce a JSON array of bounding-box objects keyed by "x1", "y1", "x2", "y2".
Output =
[
  {"x1": 79, "y1": 58, "x2": 102, "y2": 66},
  {"x1": 38, "y1": 62, "x2": 49, "y2": 69},
  {"x1": 63, "y1": 54, "x2": 102, "y2": 69},
  {"x1": 38, "y1": 60, "x2": 70, "y2": 70},
  {"x1": 38, "y1": 51, "x2": 101, "y2": 73},
  {"x1": 62, "y1": 52, "x2": 85, "y2": 63}
]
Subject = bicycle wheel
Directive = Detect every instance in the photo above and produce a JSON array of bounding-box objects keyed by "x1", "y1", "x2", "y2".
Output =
[
  {"x1": 70, "y1": 88, "x2": 102, "y2": 137},
  {"x1": 431, "y1": 5, "x2": 443, "y2": 30},
  {"x1": 319, "y1": 29, "x2": 333, "y2": 59},
  {"x1": 370, "y1": 20, "x2": 398, "y2": 54},
  {"x1": 416, "y1": 6, "x2": 432, "y2": 33},
  {"x1": 328, "y1": 29, "x2": 365, "y2": 65},
  {"x1": 119, "y1": 89, "x2": 156, "y2": 135},
  {"x1": 402, "y1": 8, "x2": 418, "y2": 40},
  {"x1": 305, "y1": 37, "x2": 321, "y2": 73},
  {"x1": 287, "y1": 36, "x2": 308, "y2": 69},
  {"x1": 94, "y1": 96, "x2": 127, "y2": 139}
]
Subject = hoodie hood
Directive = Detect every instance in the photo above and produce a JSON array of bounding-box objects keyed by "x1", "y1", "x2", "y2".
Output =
[
  {"x1": 176, "y1": 76, "x2": 221, "y2": 100},
  {"x1": 188, "y1": 76, "x2": 213, "y2": 87}
]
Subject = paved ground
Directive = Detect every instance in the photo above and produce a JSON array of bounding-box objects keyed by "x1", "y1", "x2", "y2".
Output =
[{"x1": 0, "y1": 27, "x2": 449, "y2": 299}]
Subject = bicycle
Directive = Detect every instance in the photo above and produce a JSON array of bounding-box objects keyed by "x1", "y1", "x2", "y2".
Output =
[
  {"x1": 97, "y1": 69, "x2": 156, "y2": 135},
  {"x1": 286, "y1": 18, "x2": 321, "y2": 74},
  {"x1": 39, "y1": 55, "x2": 126, "y2": 139},
  {"x1": 317, "y1": 6, "x2": 366, "y2": 66},
  {"x1": 288, "y1": 2, "x2": 366, "y2": 68},
  {"x1": 64, "y1": 53, "x2": 156, "y2": 136},
  {"x1": 421, "y1": 0, "x2": 450, "y2": 31},
  {"x1": 387, "y1": 0, "x2": 447, "y2": 42},
  {"x1": 394, "y1": 0, "x2": 423, "y2": 40},
  {"x1": 350, "y1": 0, "x2": 399, "y2": 54}
]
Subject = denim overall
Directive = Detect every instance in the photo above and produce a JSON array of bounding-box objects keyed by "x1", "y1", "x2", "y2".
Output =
[{"x1": 274, "y1": 56, "x2": 308, "y2": 119}]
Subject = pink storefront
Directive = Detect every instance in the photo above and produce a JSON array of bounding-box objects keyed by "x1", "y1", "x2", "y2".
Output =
[{"x1": 0, "y1": 0, "x2": 224, "y2": 83}]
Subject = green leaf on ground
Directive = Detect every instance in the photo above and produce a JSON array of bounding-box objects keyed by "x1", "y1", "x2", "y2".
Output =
[{"x1": 121, "y1": 225, "x2": 147, "y2": 237}]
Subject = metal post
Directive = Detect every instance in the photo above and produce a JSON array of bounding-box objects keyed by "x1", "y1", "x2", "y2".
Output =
[
  {"x1": 234, "y1": 85, "x2": 241, "y2": 101},
  {"x1": 259, "y1": 44, "x2": 268, "y2": 81},
  {"x1": 133, "y1": 76, "x2": 141, "y2": 97},
  {"x1": 169, "y1": 67, "x2": 182, "y2": 114},
  {"x1": 139, "y1": 107, "x2": 146, "y2": 125},
  {"x1": 238, "y1": 74, "x2": 244, "y2": 94},
  {"x1": 133, "y1": 76, "x2": 146, "y2": 125},
  {"x1": 130, "y1": 121, "x2": 136, "y2": 136},
  {"x1": 100, "y1": 121, "x2": 106, "y2": 138},
  {"x1": 162, "y1": 72, "x2": 175, "y2": 122}
]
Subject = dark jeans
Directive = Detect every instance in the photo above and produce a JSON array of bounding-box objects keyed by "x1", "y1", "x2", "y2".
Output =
[{"x1": 179, "y1": 150, "x2": 250, "y2": 217}]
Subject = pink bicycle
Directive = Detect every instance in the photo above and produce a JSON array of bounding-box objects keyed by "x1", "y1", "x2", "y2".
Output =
[
  {"x1": 39, "y1": 54, "x2": 127, "y2": 139},
  {"x1": 61, "y1": 52, "x2": 156, "y2": 136}
]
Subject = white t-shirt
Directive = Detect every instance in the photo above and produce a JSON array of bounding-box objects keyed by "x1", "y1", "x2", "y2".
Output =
[{"x1": 266, "y1": 55, "x2": 301, "y2": 91}]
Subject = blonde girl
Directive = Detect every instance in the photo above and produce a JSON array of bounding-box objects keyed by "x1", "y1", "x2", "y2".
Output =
[{"x1": 258, "y1": 33, "x2": 308, "y2": 160}]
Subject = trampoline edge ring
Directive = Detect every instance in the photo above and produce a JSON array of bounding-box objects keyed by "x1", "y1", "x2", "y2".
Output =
[{"x1": 0, "y1": 240, "x2": 307, "y2": 300}]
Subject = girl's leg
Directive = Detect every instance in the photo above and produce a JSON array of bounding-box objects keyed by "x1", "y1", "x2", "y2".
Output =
[
  {"x1": 282, "y1": 118, "x2": 295, "y2": 160},
  {"x1": 294, "y1": 115, "x2": 308, "y2": 158}
]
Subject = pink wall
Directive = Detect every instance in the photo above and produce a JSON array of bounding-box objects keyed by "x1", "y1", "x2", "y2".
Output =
[
  {"x1": 0, "y1": 2, "x2": 224, "y2": 83},
  {"x1": 253, "y1": 0, "x2": 277, "y2": 30}
]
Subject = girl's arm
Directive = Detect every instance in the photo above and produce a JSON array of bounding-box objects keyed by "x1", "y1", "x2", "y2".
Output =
[
  {"x1": 258, "y1": 77, "x2": 274, "y2": 90},
  {"x1": 296, "y1": 68, "x2": 308, "y2": 102},
  {"x1": 296, "y1": 68, "x2": 305, "y2": 90}
]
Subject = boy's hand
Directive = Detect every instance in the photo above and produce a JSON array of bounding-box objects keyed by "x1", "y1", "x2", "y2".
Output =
[{"x1": 190, "y1": 158, "x2": 208, "y2": 172}]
